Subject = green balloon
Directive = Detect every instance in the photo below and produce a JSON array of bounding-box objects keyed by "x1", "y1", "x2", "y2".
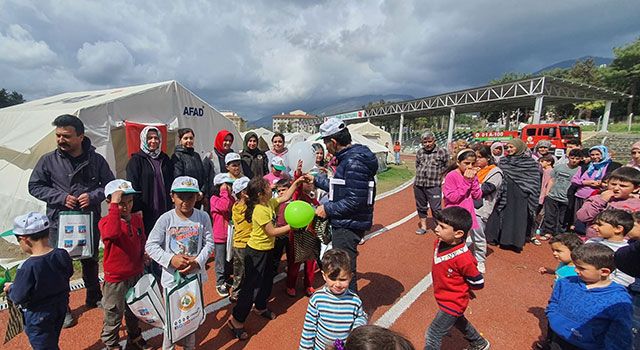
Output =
[{"x1": 284, "y1": 200, "x2": 315, "y2": 229}]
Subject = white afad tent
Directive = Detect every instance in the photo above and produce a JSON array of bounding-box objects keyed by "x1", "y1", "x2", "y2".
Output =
[
  {"x1": 0, "y1": 80, "x2": 241, "y2": 236},
  {"x1": 307, "y1": 130, "x2": 389, "y2": 173}
]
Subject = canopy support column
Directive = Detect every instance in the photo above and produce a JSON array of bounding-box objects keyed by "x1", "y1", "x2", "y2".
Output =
[
  {"x1": 601, "y1": 100, "x2": 612, "y2": 132},
  {"x1": 533, "y1": 95, "x2": 544, "y2": 124},
  {"x1": 398, "y1": 113, "x2": 404, "y2": 145},
  {"x1": 447, "y1": 108, "x2": 456, "y2": 146}
]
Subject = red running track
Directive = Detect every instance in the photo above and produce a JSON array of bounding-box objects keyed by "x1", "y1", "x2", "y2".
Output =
[{"x1": 0, "y1": 184, "x2": 558, "y2": 349}]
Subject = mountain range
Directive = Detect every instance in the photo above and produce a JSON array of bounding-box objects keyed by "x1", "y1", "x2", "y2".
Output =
[{"x1": 246, "y1": 56, "x2": 614, "y2": 129}]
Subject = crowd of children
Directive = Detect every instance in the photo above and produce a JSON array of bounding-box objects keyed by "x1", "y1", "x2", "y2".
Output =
[{"x1": 4, "y1": 135, "x2": 640, "y2": 350}]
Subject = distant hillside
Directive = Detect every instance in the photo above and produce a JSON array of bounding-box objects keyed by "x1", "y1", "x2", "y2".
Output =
[
  {"x1": 247, "y1": 115, "x2": 273, "y2": 129},
  {"x1": 534, "y1": 56, "x2": 612, "y2": 75},
  {"x1": 311, "y1": 94, "x2": 414, "y2": 116}
]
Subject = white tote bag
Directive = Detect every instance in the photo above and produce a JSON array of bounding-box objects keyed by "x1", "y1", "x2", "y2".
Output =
[
  {"x1": 57, "y1": 211, "x2": 94, "y2": 260},
  {"x1": 165, "y1": 272, "x2": 205, "y2": 343},
  {"x1": 226, "y1": 224, "x2": 234, "y2": 262},
  {"x1": 126, "y1": 273, "x2": 165, "y2": 328}
]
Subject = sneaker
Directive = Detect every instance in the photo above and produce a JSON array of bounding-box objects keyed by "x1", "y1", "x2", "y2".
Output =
[
  {"x1": 530, "y1": 237, "x2": 542, "y2": 246},
  {"x1": 62, "y1": 311, "x2": 76, "y2": 328},
  {"x1": 466, "y1": 339, "x2": 490, "y2": 350},
  {"x1": 286, "y1": 288, "x2": 296, "y2": 297},
  {"x1": 125, "y1": 336, "x2": 152, "y2": 350},
  {"x1": 217, "y1": 284, "x2": 230, "y2": 297},
  {"x1": 477, "y1": 262, "x2": 486, "y2": 274},
  {"x1": 415, "y1": 228, "x2": 427, "y2": 235},
  {"x1": 305, "y1": 287, "x2": 315, "y2": 297}
]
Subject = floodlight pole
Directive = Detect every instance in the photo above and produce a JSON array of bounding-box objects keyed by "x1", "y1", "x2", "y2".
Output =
[
  {"x1": 398, "y1": 113, "x2": 404, "y2": 145},
  {"x1": 533, "y1": 95, "x2": 544, "y2": 124},
  {"x1": 447, "y1": 108, "x2": 456, "y2": 146},
  {"x1": 601, "y1": 100, "x2": 612, "y2": 132}
]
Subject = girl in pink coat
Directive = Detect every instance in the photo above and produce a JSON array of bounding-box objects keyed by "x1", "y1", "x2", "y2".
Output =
[
  {"x1": 210, "y1": 173, "x2": 236, "y2": 297},
  {"x1": 443, "y1": 149, "x2": 483, "y2": 229}
]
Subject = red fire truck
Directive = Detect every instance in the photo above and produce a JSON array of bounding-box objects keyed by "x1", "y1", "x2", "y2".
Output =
[{"x1": 474, "y1": 123, "x2": 581, "y2": 151}]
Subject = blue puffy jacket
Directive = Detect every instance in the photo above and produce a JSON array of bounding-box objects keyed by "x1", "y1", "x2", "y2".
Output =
[{"x1": 315, "y1": 144, "x2": 378, "y2": 232}]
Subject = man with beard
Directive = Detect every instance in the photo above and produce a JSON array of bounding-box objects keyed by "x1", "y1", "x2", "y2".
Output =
[{"x1": 28, "y1": 114, "x2": 114, "y2": 328}]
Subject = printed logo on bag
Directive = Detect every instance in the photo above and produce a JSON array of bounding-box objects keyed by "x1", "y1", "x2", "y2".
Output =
[
  {"x1": 138, "y1": 308, "x2": 150, "y2": 316},
  {"x1": 178, "y1": 292, "x2": 196, "y2": 312},
  {"x1": 64, "y1": 226, "x2": 74, "y2": 234},
  {"x1": 64, "y1": 240, "x2": 73, "y2": 248},
  {"x1": 78, "y1": 225, "x2": 87, "y2": 234}
]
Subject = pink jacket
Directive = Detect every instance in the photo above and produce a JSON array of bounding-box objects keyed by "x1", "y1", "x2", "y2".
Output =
[
  {"x1": 443, "y1": 170, "x2": 483, "y2": 229},
  {"x1": 210, "y1": 187, "x2": 235, "y2": 243},
  {"x1": 576, "y1": 195, "x2": 640, "y2": 238}
]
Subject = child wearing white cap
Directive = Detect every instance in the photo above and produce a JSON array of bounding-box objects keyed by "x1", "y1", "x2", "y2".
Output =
[
  {"x1": 98, "y1": 179, "x2": 150, "y2": 350},
  {"x1": 145, "y1": 176, "x2": 215, "y2": 350},
  {"x1": 210, "y1": 172, "x2": 236, "y2": 297},
  {"x1": 225, "y1": 152, "x2": 243, "y2": 180},
  {"x1": 264, "y1": 156, "x2": 291, "y2": 189},
  {"x1": 4, "y1": 212, "x2": 73, "y2": 349},
  {"x1": 230, "y1": 176, "x2": 251, "y2": 302}
]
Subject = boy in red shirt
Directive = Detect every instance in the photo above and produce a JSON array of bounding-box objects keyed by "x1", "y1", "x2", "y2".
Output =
[
  {"x1": 425, "y1": 206, "x2": 489, "y2": 350},
  {"x1": 99, "y1": 179, "x2": 150, "y2": 350}
]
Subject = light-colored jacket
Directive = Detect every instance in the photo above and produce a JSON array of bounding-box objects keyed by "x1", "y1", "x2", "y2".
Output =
[{"x1": 476, "y1": 167, "x2": 503, "y2": 221}]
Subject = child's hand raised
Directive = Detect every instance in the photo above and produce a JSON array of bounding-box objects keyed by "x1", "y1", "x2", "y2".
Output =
[
  {"x1": 538, "y1": 266, "x2": 549, "y2": 275},
  {"x1": 600, "y1": 189, "x2": 614, "y2": 202}
]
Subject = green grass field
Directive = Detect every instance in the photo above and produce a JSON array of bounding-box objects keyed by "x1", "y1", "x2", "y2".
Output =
[
  {"x1": 581, "y1": 122, "x2": 640, "y2": 133},
  {"x1": 376, "y1": 160, "x2": 416, "y2": 194}
]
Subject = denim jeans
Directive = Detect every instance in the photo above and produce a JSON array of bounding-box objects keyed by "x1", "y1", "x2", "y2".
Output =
[
  {"x1": 394, "y1": 152, "x2": 401, "y2": 164},
  {"x1": 424, "y1": 310, "x2": 485, "y2": 350},
  {"x1": 214, "y1": 243, "x2": 232, "y2": 286},
  {"x1": 331, "y1": 227, "x2": 363, "y2": 293},
  {"x1": 24, "y1": 302, "x2": 67, "y2": 350}
]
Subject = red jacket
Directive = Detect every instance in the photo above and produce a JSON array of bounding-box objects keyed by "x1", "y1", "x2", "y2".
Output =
[
  {"x1": 432, "y1": 240, "x2": 484, "y2": 316},
  {"x1": 99, "y1": 203, "x2": 146, "y2": 283}
]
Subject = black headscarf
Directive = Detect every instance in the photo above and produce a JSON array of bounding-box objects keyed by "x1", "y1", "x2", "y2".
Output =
[{"x1": 243, "y1": 132, "x2": 260, "y2": 156}]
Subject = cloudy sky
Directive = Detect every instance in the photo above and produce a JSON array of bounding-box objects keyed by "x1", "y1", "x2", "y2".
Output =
[{"x1": 1, "y1": 0, "x2": 638, "y2": 120}]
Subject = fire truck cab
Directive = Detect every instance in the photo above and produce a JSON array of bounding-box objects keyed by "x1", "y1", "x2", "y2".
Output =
[{"x1": 520, "y1": 123, "x2": 581, "y2": 150}]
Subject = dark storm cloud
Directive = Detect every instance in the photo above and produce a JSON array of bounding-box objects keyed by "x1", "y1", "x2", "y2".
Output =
[{"x1": 0, "y1": 0, "x2": 638, "y2": 119}]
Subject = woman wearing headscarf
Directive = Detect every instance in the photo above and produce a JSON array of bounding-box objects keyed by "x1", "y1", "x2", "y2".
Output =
[
  {"x1": 532, "y1": 140, "x2": 552, "y2": 161},
  {"x1": 171, "y1": 128, "x2": 205, "y2": 186},
  {"x1": 240, "y1": 132, "x2": 269, "y2": 179},
  {"x1": 490, "y1": 139, "x2": 540, "y2": 251},
  {"x1": 570, "y1": 145, "x2": 621, "y2": 233},
  {"x1": 126, "y1": 126, "x2": 174, "y2": 235},
  {"x1": 203, "y1": 129, "x2": 235, "y2": 213},
  {"x1": 627, "y1": 141, "x2": 640, "y2": 171},
  {"x1": 490, "y1": 142, "x2": 505, "y2": 164}
]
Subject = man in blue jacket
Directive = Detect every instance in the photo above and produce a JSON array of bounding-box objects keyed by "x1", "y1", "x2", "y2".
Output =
[
  {"x1": 28, "y1": 114, "x2": 114, "y2": 327},
  {"x1": 315, "y1": 118, "x2": 378, "y2": 292}
]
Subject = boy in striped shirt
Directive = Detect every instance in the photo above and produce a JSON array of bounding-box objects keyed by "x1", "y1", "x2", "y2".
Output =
[
  {"x1": 425, "y1": 206, "x2": 489, "y2": 350},
  {"x1": 299, "y1": 249, "x2": 367, "y2": 350}
]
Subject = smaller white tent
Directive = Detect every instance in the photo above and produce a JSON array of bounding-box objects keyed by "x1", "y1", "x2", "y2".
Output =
[
  {"x1": 0, "y1": 80, "x2": 241, "y2": 235},
  {"x1": 284, "y1": 131, "x2": 311, "y2": 147},
  {"x1": 348, "y1": 121, "x2": 393, "y2": 163},
  {"x1": 306, "y1": 130, "x2": 388, "y2": 173}
]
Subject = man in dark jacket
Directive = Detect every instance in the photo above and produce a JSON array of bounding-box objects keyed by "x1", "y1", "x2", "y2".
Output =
[
  {"x1": 314, "y1": 118, "x2": 378, "y2": 292},
  {"x1": 28, "y1": 114, "x2": 114, "y2": 327}
]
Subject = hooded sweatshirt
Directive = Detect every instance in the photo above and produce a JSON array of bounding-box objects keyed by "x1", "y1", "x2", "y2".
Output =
[{"x1": 546, "y1": 276, "x2": 632, "y2": 350}]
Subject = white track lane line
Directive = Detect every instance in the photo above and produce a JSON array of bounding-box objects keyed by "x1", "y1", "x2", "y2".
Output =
[{"x1": 374, "y1": 273, "x2": 433, "y2": 328}]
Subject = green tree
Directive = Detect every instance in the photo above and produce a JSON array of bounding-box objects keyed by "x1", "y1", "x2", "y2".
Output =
[
  {"x1": 489, "y1": 72, "x2": 532, "y2": 84},
  {"x1": 601, "y1": 37, "x2": 640, "y2": 116},
  {"x1": 0, "y1": 88, "x2": 26, "y2": 108}
]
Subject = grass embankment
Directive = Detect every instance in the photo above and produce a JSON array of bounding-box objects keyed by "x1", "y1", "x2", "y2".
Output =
[
  {"x1": 581, "y1": 122, "x2": 640, "y2": 133},
  {"x1": 376, "y1": 158, "x2": 416, "y2": 194}
]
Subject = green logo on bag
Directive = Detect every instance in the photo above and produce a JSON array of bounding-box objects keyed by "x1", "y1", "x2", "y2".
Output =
[{"x1": 178, "y1": 292, "x2": 196, "y2": 311}]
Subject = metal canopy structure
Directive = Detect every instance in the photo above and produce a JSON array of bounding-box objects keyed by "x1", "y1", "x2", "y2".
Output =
[{"x1": 303, "y1": 76, "x2": 631, "y2": 145}]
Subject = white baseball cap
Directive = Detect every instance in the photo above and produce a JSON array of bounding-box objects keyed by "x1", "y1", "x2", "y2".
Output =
[
  {"x1": 225, "y1": 152, "x2": 241, "y2": 165},
  {"x1": 171, "y1": 176, "x2": 200, "y2": 193},
  {"x1": 214, "y1": 173, "x2": 235, "y2": 186},
  {"x1": 319, "y1": 118, "x2": 346, "y2": 138},
  {"x1": 271, "y1": 156, "x2": 286, "y2": 171},
  {"x1": 105, "y1": 179, "x2": 140, "y2": 197},
  {"x1": 232, "y1": 176, "x2": 250, "y2": 194},
  {"x1": 12, "y1": 212, "x2": 49, "y2": 236}
]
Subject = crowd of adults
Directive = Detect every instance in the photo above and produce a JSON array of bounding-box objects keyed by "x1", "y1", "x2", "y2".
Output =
[{"x1": 413, "y1": 131, "x2": 640, "y2": 268}]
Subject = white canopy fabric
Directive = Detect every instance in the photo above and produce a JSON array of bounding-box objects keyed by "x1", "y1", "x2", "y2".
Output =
[
  {"x1": 0, "y1": 80, "x2": 241, "y2": 235},
  {"x1": 348, "y1": 121, "x2": 393, "y2": 162},
  {"x1": 307, "y1": 128, "x2": 388, "y2": 173}
]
